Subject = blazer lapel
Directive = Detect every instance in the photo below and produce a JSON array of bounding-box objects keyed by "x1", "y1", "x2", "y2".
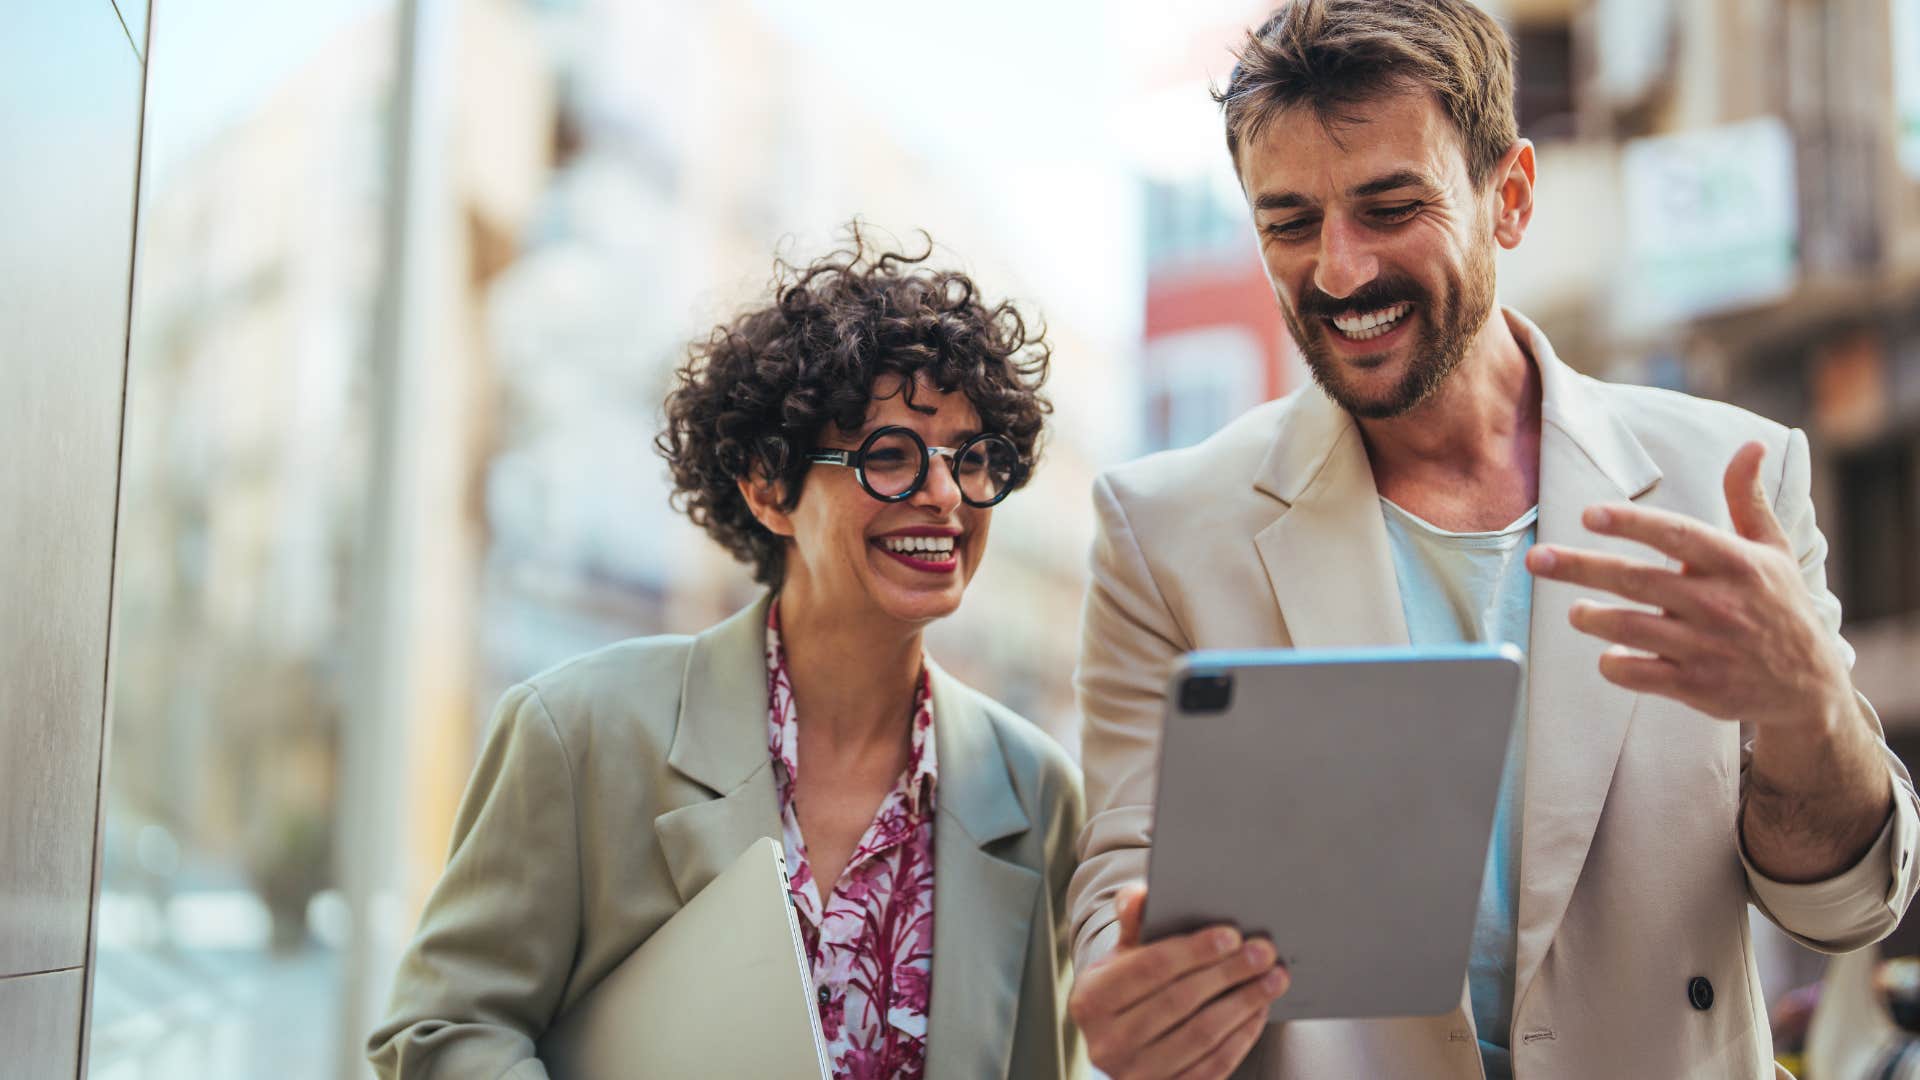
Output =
[
  {"x1": 1251, "y1": 385, "x2": 1410, "y2": 648},
  {"x1": 1510, "y1": 313, "x2": 1662, "y2": 1014},
  {"x1": 653, "y1": 595, "x2": 785, "y2": 904},
  {"x1": 923, "y1": 665, "x2": 1040, "y2": 1080}
]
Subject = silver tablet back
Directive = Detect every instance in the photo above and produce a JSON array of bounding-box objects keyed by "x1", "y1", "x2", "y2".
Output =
[
  {"x1": 540, "y1": 836, "x2": 831, "y2": 1079},
  {"x1": 1142, "y1": 645, "x2": 1523, "y2": 1022}
]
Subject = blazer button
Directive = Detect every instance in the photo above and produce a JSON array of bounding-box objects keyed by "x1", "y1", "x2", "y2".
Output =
[
  {"x1": 818, "y1": 985, "x2": 832, "y2": 1007},
  {"x1": 1688, "y1": 976, "x2": 1714, "y2": 1011}
]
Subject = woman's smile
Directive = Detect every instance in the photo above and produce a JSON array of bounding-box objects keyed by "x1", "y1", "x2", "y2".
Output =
[{"x1": 872, "y1": 526, "x2": 961, "y2": 575}]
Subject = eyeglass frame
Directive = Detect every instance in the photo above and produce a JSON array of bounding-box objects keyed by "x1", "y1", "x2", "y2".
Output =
[{"x1": 803, "y1": 424, "x2": 1026, "y2": 508}]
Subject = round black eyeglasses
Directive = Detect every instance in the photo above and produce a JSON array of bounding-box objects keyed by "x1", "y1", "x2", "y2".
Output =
[{"x1": 804, "y1": 425, "x2": 1025, "y2": 508}]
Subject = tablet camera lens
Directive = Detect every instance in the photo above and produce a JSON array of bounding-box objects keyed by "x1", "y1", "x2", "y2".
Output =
[{"x1": 1179, "y1": 673, "x2": 1233, "y2": 714}]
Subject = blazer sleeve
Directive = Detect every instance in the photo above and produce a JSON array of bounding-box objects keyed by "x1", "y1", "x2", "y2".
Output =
[
  {"x1": 1740, "y1": 426, "x2": 1920, "y2": 952},
  {"x1": 367, "y1": 682, "x2": 582, "y2": 1080},
  {"x1": 1067, "y1": 472, "x2": 1192, "y2": 970}
]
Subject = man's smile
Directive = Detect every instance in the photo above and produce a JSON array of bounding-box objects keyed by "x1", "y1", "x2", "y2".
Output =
[{"x1": 1327, "y1": 302, "x2": 1413, "y2": 341}]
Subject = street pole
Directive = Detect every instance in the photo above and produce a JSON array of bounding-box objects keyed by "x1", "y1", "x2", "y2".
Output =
[{"x1": 335, "y1": 0, "x2": 453, "y2": 1074}]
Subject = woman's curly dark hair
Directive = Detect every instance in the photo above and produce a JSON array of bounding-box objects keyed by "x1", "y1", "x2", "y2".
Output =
[{"x1": 656, "y1": 226, "x2": 1053, "y2": 587}]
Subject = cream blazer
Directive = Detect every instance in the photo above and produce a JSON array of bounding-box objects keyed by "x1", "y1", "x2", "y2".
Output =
[
  {"x1": 369, "y1": 595, "x2": 1087, "y2": 1079},
  {"x1": 1069, "y1": 311, "x2": 1920, "y2": 1079}
]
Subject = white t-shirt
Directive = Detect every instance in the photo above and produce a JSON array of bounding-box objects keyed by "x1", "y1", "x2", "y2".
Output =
[{"x1": 1380, "y1": 497, "x2": 1536, "y2": 1080}]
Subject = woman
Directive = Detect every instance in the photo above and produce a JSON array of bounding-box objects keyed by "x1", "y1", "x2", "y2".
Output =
[{"x1": 368, "y1": 230, "x2": 1086, "y2": 1079}]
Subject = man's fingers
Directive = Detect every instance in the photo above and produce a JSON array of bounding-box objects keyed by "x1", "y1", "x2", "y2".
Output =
[
  {"x1": 1527, "y1": 546, "x2": 1701, "y2": 617},
  {"x1": 1078, "y1": 924, "x2": 1244, "y2": 1019},
  {"x1": 1568, "y1": 600, "x2": 1702, "y2": 660},
  {"x1": 1173, "y1": 1011, "x2": 1267, "y2": 1080},
  {"x1": 1133, "y1": 971, "x2": 1279, "y2": 1078},
  {"x1": 1117, "y1": 938, "x2": 1278, "y2": 1047},
  {"x1": 1723, "y1": 440, "x2": 1789, "y2": 549},
  {"x1": 1596, "y1": 646, "x2": 1691, "y2": 700},
  {"x1": 1574, "y1": 503, "x2": 1742, "y2": 574},
  {"x1": 1115, "y1": 884, "x2": 1147, "y2": 949}
]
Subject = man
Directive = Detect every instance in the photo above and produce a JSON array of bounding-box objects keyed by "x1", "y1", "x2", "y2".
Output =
[{"x1": 1065, "y1": 1, "x2": 1920, "y2": 1077}]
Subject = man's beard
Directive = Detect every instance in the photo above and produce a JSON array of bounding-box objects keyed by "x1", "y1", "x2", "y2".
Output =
[{"x1": 1280, "y1": 237, "x2": 1498, "y2": 421}]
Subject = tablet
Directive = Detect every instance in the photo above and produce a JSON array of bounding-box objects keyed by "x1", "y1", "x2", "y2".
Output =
[
  {"x1": 1141, "y1": 645, "x2": 1523, "y2": 1023},
  {"x1": 540, "y1": 836, "x2": 831, "y2": 1079}
]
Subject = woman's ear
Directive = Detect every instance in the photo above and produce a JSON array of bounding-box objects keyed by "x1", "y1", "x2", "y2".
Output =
[{"x1": 737, "y1": 471, "x2": 795, "y2": 539}]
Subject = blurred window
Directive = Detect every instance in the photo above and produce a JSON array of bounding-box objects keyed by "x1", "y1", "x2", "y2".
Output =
[
  {"x1": 1145, "y1": 176, "x2": 1250, "y2": 270},
  {"x1": 1837, "y1": 433, "x2": 1920, "y2": 624},
  {"x1": 1144, "y1": 326, "x2": 1264, "y2": 450},
  {"x1": 1515, "y1": 23, "x2": 1578, "y2": 142}
]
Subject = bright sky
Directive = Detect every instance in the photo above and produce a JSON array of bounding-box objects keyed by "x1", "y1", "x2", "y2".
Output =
[
  {"x1": 740, "y1": 0, "x2": 1248, "y2": 356},
  {"x1": 142, "y1": 0, "x2": 389, "y2": 187},
  {"x1": 150, "y1": 0, "x2": 1163, "y2": 175},
  {"x1": 746, "y1": 0, "x2": 1258, "y2": 177},
  {"x1": 750, "y1": 0, "x2": 1123, "y2": 162}
]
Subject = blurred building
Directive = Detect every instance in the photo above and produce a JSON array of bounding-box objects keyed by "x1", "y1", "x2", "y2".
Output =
[
  {"x1": 92, "y1": 11, "x2": 399, "y2": 1075},
  {"x1": 93, "y1": 2, "x2": 556, "y2": 1074},
  {"x1": 1478, "y1": 0, "x2": 1920, "y2": 730},
  {"x1": 1121, "y1": 4, "x2": 1306, "y2": 452}
]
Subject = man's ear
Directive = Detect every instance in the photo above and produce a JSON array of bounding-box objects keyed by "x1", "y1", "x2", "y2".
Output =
[
  {"x1": 1491, "y1": 139, "x2": 1536, "y2": 251},
  {"x1": 737, "y1": 470, "x2": 795, "y2": 539}
]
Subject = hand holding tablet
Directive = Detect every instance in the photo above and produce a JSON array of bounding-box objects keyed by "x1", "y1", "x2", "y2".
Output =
[
  {"x1": 1068, "y1": 880, "x2": 1289, "y2": 1080},
  {"x1": 1071, "y1": 645, "x2": 1524, "y2": 1080}
]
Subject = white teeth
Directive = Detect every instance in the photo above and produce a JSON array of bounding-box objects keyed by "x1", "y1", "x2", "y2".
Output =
[
  {"x1": 1331, "y1": 303, "x2": 1410, "y2": 339},
  {"x1": 882, "y1": 535, "x2": 956, "y2": 558}
]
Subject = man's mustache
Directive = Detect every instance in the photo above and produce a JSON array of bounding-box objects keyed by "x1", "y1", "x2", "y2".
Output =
[{"x1": 1296, "y1": 277, "x2": 1430, "y2": 321}]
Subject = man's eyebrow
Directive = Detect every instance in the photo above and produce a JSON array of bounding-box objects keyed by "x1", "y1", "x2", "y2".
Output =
[
  {"x1": 1253, "y1": 190, "x2": 1312, "y2": 213},
  {"x1": 1349, "y1": 169, "x2": 1439, "y2": 198},
  {"x1": 1253, "y1": 170, "x2": 1442, "y2": 213}
]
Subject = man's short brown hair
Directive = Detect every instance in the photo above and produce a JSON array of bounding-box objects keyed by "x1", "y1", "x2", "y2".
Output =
[{"x1": 1216, "y1": 0, "x2": 1519, "y2": 187}]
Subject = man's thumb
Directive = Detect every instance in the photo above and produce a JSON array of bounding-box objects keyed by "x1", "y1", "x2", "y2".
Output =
[
  {"x1": 1115, "y1": 884, "x2": 1147, "y2": 948},
  {"x1": 1724, "y1": 441, "x2": 1786, "y2": 547}
]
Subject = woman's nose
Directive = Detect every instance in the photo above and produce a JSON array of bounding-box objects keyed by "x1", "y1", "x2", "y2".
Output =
[{"x1": 911, "y1": 450, "x2": 963, "y2": 512}]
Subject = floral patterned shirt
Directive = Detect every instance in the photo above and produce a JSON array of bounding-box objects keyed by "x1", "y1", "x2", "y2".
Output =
[{"x1": 767, "y1": 601, "x2": 938, "y2": 1080}]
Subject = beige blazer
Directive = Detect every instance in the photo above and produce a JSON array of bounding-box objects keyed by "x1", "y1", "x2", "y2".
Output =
[
  {"x1": 370, "y1": 595, "x2": 1087, "y2": 1080},
  {"x1": 1069, "y1": 311, "x2": 1920, "y2": 1079}
]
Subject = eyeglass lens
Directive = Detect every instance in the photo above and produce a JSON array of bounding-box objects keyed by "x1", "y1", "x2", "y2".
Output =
[
  {"x1": 859, "y1": 429, "x2": 1018, "y2": 505},
  {"x1": 953, "y1": 437, "x2": 1018, "y2": 505},
  {"x1": 859, "y1": 429, "x2": 926, "y2": 498}
]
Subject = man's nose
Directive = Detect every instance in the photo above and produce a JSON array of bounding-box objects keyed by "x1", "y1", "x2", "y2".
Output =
[{"x1": 1312, "y1": 216, "x2": 1380, "y2": 300}]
